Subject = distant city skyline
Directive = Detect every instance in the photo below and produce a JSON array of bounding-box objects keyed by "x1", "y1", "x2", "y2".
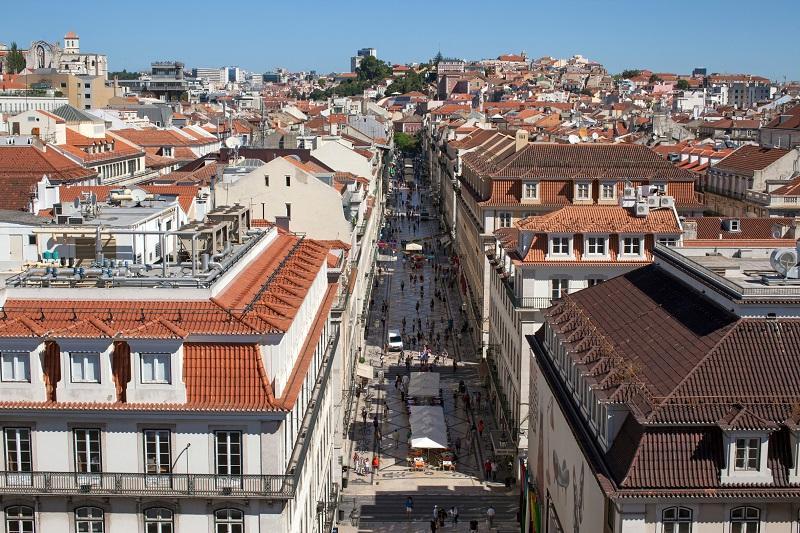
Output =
[{"x1": 2, "y1": 0, "x2": 799, "y2": 80}]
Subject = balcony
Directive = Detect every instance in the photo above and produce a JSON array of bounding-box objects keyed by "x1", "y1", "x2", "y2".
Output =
[
  {"x1": 514, "y1": 296, "x2": 553, "y2": 309},
  {"x1": 0, "y1": 471, "x2": 295, "y2": 499}
]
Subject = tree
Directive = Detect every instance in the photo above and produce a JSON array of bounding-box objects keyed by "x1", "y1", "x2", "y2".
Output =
[
  {"x1": 5, "y1": 42, "x2": 26, "y2": 74},
  {"x1": 385, "y1": 70, "x2": 425, "y2": 96},
  {"x1": 620, "y1": 69, "x2": 641, "y2": 79},
  {"x1": 394, "y1": 132, "x2": 419, "y2": 152},
  {"x1": 108, "y1": 69, "x2": 140, "y2": 80},
  {"x1": 433, "y1": 51, "x2": 443, "y2": 66},
  {"x1": 649, "y1": 74, "x2": 663, "y2": 83},
  {"x1": 355, "y1": 55, "x2": 391, "y2": 82},
  {"x1": 676, "y1": 79, "x2": 690, "y2": 90}
]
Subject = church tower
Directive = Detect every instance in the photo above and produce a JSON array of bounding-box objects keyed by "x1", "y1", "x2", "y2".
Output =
[{"x1": 63, "y1": 31, "x2": 79, "y2": 54}]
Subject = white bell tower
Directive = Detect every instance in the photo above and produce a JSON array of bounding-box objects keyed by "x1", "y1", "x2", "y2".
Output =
[{"x1": 63, "y1": 31, "x2": 80, "y2": 54}]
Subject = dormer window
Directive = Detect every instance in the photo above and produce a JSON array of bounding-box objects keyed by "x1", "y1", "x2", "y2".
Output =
[
  {"x1": 585, "y1": 236, "x2": 607, "y2": 256},
  {"x1": 523, "y1": 181, "x2": 539, "y2": 200},
  {"x1": 140, "y1": 353, "x2": 171, "y2": 384},
  {"x1": 735, "y1": 438, "x2": 760, "y2": 471},
  {"x1": 550, "y1": 236, "x2": 570, "y2": 255},
  {"x1": 1, "y1": 352, "x2": 30, "y2": 383},
  {"x1": 721, "y1": 433, "x2": 772, "y2": 484},
  {"x1": 70, "y1": 353, "x2": 100, "y2": 383},
  {"x1": 575, "y1": 182, "x2": 590, "y2": 200},
  {"x1": 601, "y1": 182, "x2": 616, "y2": 200},
  {"x1": 621, "y1": 236, "x2": 643, "y2": 256}
]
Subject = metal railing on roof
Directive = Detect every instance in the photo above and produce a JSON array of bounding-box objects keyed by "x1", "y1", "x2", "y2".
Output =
[{"x1": 655, "y1": 244, "x2": 800, "y2": 299}]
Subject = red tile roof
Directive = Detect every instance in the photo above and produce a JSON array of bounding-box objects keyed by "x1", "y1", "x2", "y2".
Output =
[
  {"x1": 0, "y1": 145, "x2": 98, "y2": 211},
  {"x1": 516, "y1": 205, "x2": 680, "y2": 234},
  {"x1": 763, "y1": 104, "x2": 800, "y2": 130},
  {"x1": 713, "y1": 145, "x2": 791, "y2": 174}
]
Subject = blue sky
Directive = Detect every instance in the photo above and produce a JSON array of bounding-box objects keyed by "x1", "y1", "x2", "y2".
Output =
[{"x1": 3, "y1": 0, "x2": 799, "y2": 80}]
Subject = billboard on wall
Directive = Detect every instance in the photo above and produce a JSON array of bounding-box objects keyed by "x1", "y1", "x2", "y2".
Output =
[{"x1": 529, "y1": 362, "x2": 606, "y2": 533}]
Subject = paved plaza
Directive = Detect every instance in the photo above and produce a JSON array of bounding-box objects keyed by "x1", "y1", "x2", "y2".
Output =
[{"x1": 338, "y1": 156, "x2": 519, "y2": 532}]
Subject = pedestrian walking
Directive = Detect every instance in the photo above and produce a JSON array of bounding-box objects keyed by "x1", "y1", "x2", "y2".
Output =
[
  {"x1": 432, "y1": 505, "x2": 439, "y2": 523},
  {"x1": 430, "y1": 520, "x2": 438, "y2": 533},
  {"x1": 361, "y1": 407, "x2": 367, "y2": 426},
  {"x1": 476, "y1": 391, "x2": 482, "y2": 410},
  {"x1": 454, "y1": 436, "x2": 461, "y2": 454},
  {"x1": 450, "y1": 506, "x2": 459, "y2": 525},
  {"x1": 484, "y1": 459, "x2": 492, "y2": 480},
  {"x1": 405, "y1": 496, "x2": 414, "y2": 518},
  {"x1": 395, "y1": 375, "x2": 400, "y2": 389},
  {"x1": 372, "y1": 455, "x2": 380, "y2": 471},
  {"x1": 491, "y1": 460, "x2": 498, "y2": 481},
  {"x1": 487, "y1": 505, "x2": 496, "y2": 528}
]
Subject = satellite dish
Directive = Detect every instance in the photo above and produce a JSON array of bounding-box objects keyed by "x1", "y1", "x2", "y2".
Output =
[
  {"x1": 568, "y1": 134, "x2": 580, "y2": 144},
  {"x1": 770, "y1": 248, "x2": 799, "y2": 278},
  {"x1": 225, "y1": 136, "x2": 243, "y2": 149},
  {"x1": 129, "y1": 188, "x2": 148, "y2": 204},
  {"x1": 772, "y1": 225, "x2": 783, "y2": 239}
]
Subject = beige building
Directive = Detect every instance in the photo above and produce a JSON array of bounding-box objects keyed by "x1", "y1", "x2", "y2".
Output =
[
  {"x1": 216, "y1": 155, "x2": 352, "y2": 241},
  {"x1": 20, "y1": 72, "x2": 119, "y2": 110}
]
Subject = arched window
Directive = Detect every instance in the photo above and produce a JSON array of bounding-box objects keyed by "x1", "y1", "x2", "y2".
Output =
[
  {"x1": 144, "y1": 507, "x2": 173, "y2": 533},
  {"x1": 730, "y1": 506, "x2": 760, "y2": 533},
  {"x1": 214, "y1": 508, "x2": 243, "y2": 533},
  {"x1": 5, "y1": 506, "x2": 34, "y2": 533},
  {"x1": 74, "y1": 506, "x2": 104, "y2": 533},
  {"x1": 662, "y1": 506, "x2": 692, "y2": 533}
]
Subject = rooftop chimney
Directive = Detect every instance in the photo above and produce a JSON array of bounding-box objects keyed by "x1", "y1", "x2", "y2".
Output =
[
  {"x1": 683, "y1": 219, "x2": 698, "y2": 240},
  {"x1": 274, "y1": 215, "x2": 290, "y2": 232},
  {"x1": 515, "y1": 129, "x2": 529, "y2": 152}
]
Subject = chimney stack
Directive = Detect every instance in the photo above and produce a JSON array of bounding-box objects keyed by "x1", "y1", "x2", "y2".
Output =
[
  {"x1": 274, "y1": 216, "x2": 290, "y2": 232},
  {"x1": 515, "y1": 129, "x2": 529, "y2": 152}
]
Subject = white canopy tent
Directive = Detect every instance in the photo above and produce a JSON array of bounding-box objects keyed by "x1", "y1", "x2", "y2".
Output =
[
  {"x1": 405, "y1": 242, "x2": 423, "y2": 251},
  {"x1": 409, "y1": 405, "x2": 448, "y2": 449},
  {"x1": 408, "y1": 372, "x2": 440, "y2": 398}
]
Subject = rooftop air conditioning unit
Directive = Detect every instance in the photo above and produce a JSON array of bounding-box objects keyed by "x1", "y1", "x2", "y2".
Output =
[
  {"x1": 660, "y1": 196, "x2": 675, "y2": 208},
  {"x1": 635, "y1": 203, "x2": 649, "y2": 217},
  {"x1": 646, "y1": 196, "x2": 660, "y2": 208}
]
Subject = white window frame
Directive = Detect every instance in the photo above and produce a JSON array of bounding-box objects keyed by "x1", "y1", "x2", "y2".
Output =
[
  {"x1": 3, "y1": 428, "x2": 31, "y2": 473},
  {"x1": 498, "y1": 212, "x2": 512, "y2": 228},
  {"x1": 523, "y1": 181, "x2": 539, "y2": 200},
  {"x1": 585, "y1": 236, "x2": 608, "y2": 256},
  {"x1": 729, "y1": 506, "x2": 760, "y2": 533},
  {"x1": 74, "y1": 428, "x2": 102, "y2": 474},
  {"x1": 74, "y1": 506, "x2": 104, "y2": 533},
  {"x1": 143, "y1": 507, "x2": 173, "y2": 533},
  {"x1": 621, "y1": 236, "x2": 643, "y2": 256},
  {"x1": 70, "y1": 352, "x2": 100, "y2": 383},
  {"x1": 5, "y1": 505, "x2": 35, "y2": 533},
  {"x1": 550, "y1": 236, "x2": 571, "y2": 256},
  {"x1": 575, "y1": 182, "x2": 590, "y2": 200},
  {"x1": 215, "y1": 508, "x2": 244, "y2": 533},
  {"x1": 143, "y1": 429, "x2": 171, "y2": 475},
  {"x1": 140, "y1": 353, "x2": 171, "y2": 384},
  {"x1": 601, "y1": 182, "x2": 616, "y2": 200},
  {"x1": 215, "y1": 431, "x2": 243, "y2": 477},
  {"x1": 551, "y1": 278, "x2": 569, "y2": 299},
  {"x1": 734, "y1": 438, "x2": 760, "y2": 471},
  {"x1": 657, "y1": 236, "x2": 679, "y2": 247},
  {"x1": 661, "y1": 506, "x2": 692, "y2": 533},
  {"x1": 1, "y1": 352, "x2": 30, "y2": 383}
]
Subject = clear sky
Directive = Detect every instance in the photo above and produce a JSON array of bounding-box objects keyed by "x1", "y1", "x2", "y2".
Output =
[{"x1": 3, "y1": 0, "x2": 799, "y2": 80}]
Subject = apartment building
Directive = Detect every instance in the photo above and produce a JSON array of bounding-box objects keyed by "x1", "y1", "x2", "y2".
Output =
[
  {"x1": 428, "y1": 125, "x2": 701, "y2": 357},
  {"x1": 526, "y1": 242, "x2": 800, "y2": 532},
  {"x1": 0, "y1": 209, "x2": 345, "y2": 533},
  {"x1": 486, "y1": 199, "x2": 682, "y2": 453}
]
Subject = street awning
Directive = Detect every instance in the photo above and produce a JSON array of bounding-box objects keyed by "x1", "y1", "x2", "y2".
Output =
[
  {"x1": 356, "y1": 363, "x2": 374, "y2": 380},
  {"x1": 409, "y1": 405, "x2": 448, "y2": 449},
  {"x1": 408, "y1": 372, "x2": 440, "y2": 398}
]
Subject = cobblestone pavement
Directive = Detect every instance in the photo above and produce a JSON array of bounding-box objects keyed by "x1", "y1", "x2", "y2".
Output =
[{"x1": 338, "y1": 158, "x2": 519, "y2": 532}]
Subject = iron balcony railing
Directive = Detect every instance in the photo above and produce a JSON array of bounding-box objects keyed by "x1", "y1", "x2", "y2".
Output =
[{"x1": 0, "y1": 471, "x2": 295, "y2": 499}]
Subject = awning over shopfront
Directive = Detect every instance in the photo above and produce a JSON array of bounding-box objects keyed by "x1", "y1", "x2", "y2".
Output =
[
  {"x1": 409, "y1": 405, "x2": 448, "y2": 449},
  {"x1": 408, "y1": 372, "x2": 439, "y2": 398},
  {"x1": 356, "y1": 363, "x2": 374, "y2": 380}
]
